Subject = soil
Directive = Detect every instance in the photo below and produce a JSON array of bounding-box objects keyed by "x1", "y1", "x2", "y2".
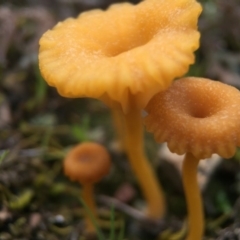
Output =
[{"x1": 1, "y1": 0, "x2": 240, "y2": 239}]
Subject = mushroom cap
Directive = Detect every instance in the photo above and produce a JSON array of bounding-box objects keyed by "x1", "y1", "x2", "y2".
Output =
[
  {"x1": 39, "y1": 0, "x2": 202, "y2": 113},
  {"x1": 145, "y1": 77, "x2": 240, "y2": 159},
  {"x1": 64, "y1": 142, "x2": 111, "y2": 185}
]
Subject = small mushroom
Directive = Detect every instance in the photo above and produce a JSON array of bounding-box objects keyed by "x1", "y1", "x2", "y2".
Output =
[
  {"x1": 64, "y1": 142, "x2": 111, "y2": 233},
  {"x1": 144, "y1": 77, "x2": 240, "y2": 240},
  {"x1": 39, "y1": 0, "x2": 202, "y2": 219}
]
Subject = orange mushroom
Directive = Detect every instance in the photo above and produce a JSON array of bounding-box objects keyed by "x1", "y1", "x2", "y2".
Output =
[
  {"x1": 39, "y1": 0, "x2": 202, "y2": 219},
  {"x1": 64, "y1": 142, "x2": 111, "y2": 233},
  {"x1": 144, "y1": 77, "x2": 240, "y2": 240}
]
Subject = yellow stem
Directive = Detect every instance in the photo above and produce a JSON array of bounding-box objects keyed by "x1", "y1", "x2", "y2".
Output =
[
  {"x1": 82, "y1": 183, "x2": 97, "y2": 233},
  {"x1": 111, "y1": 108, "x2": 126, "y2": 152},
  {"x1": 122, "y1": 108, "x2": 165, "y2": 219},
  {"x1": 183, "y1": 153, "x2": 204, "y2": 240}
]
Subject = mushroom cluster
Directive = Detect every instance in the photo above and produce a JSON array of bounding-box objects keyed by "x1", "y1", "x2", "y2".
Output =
[
  {"x1": 38, "y1": 0, "x2": 240, "y2": 238},
  {"x1": 39, "y1": 0, "x2": 202, "y2": 221},
  {"x1": 145, "y1": 77, "x2": 240, "y2": 240}
]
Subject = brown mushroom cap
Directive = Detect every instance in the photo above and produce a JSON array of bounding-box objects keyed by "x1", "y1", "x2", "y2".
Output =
[
  {"x1": 39, "y1": 0, "x2": 202, "y2": 113},
  {"x1": 145, "y1": 77, "x2": 240, "y2": 159},
  {"x1": 64, "y1": 142, "x2": 111, "y2": 185}
]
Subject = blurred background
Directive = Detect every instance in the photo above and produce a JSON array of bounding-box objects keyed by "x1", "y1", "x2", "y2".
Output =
[{"x1": 0, "y1": 0, "x2": 240, "y2": 239}]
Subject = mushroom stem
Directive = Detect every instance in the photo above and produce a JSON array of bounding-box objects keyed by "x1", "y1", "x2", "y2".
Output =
[
  {"x1": 82, "y1": 183, "x2": 97, "y2": 233},
  {"x1": 182, "y1": 152, "x2": 204, "y2": 240},
  {"x1": 111, "y1": 108, "x2": 126, "y2": 151},
  {"x1": 122, "y1": 108, "x2": 165, "y2": 219}
]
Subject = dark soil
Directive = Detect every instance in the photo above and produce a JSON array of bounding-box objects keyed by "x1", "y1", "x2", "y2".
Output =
[{"x1": 1, "y1": 0, "x2": 240, "y2": 239}]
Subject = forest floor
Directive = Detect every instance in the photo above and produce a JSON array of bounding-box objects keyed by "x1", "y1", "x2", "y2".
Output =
[{"x1": 1, "y1": 0, "x2": 240, "y2": 239}]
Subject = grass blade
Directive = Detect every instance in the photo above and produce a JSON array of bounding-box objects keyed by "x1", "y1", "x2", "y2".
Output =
[{"x1": 109, "y1": 204, "x2": 115, "y2": 240}]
